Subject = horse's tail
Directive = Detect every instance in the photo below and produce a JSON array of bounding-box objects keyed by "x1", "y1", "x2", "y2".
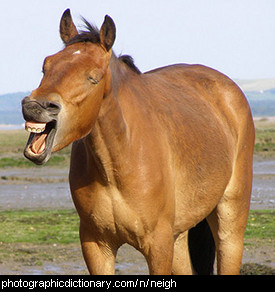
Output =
[{"x1": 188, "y1": 218, "x2": 215, "y2": 275}]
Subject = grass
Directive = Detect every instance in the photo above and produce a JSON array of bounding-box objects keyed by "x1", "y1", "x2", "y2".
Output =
[
  {"x1": 254, "y1": 128, "x2": 275, "y2": 153},
  {"x1": 0, "y1": 155, "x2": 68, "y2": 168},
  {"x1": 0, "y1": 209, "x2": 273, "y2": 245},
  {"x1": 0, "y1": 210, "x2": 79, "y2": 244},
  {"x1": 0, "y1": 130, "x2": 28, "y2": 154},
  {"x1": 245, "y1": 210, "x2": 274, "y2": 239},
  {"x1": 0, "y1": 129, "x2": 71, "y2": 168},
  {"x1": 254, "y1": 118, "x2": 275, "y2": 156}
]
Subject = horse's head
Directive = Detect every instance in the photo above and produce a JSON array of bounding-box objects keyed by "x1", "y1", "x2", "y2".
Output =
[{"x1": 22, "y1": 9, "x2": 115, "y2": 164}]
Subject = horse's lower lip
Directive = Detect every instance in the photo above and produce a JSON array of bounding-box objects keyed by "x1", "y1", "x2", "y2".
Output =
[{"x1": 24, "y1": 121, "x2": 57, "y2": 165}]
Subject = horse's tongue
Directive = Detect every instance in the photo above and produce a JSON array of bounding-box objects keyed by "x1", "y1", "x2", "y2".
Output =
[{"x1": 31, "y1": 133, "x2": 47, "y2": 154}]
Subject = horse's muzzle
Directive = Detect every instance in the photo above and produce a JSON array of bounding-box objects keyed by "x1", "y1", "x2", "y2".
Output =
[{"x1": 22, "y1": 96, "x2": 61, "y2": 123}]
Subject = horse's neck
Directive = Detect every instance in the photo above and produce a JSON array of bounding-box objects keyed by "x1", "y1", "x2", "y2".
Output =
[
  {"x1": 84, "y1": 56, "x2": 146, "y2": 186},
  {"x1": 85, "y1": 84, "x2": 131, "y2": 186}
]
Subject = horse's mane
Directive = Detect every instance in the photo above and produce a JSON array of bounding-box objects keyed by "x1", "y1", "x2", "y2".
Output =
[{"x1": 66, "y1": 18, "x2": 141, "y2": 74}]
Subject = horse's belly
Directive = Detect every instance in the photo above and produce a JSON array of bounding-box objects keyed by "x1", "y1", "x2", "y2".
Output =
[{"x1": 173, "y1": 156, "x2": 232, "y2": 234}]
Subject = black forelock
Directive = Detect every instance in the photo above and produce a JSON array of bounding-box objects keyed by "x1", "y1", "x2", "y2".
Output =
[{"x1": 66, "y1": 17, "x2": 100, "y2": 46}]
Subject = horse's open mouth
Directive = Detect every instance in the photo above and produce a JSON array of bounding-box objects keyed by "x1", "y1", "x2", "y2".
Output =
[{"x1": 24, "y1": 121, "x2": 57, "y2": 165}]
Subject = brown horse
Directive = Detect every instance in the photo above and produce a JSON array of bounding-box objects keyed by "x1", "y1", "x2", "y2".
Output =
[{"x1": 22, "y1": 9, "x2": 254, "y2": 275}]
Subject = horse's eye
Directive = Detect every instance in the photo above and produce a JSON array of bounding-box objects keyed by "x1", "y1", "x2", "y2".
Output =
[{"x1": 88, "y1": 76, "x2": 99, "y2": 84}]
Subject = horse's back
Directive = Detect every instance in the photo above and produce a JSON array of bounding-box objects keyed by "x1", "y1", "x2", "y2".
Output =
[{"x1": 144, "y1": 63, "x2": 254, "y2": 156}]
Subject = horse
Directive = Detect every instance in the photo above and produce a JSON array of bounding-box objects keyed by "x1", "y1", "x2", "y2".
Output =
[{"x1": 22, "y1": 9, "x2": 254, "y2": 275}]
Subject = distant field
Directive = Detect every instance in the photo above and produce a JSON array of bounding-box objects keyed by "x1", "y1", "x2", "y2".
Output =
[
  {"x1": 254, "y1": 117, "x2": 275, "y2": 156},
  {"x1": 0, "y1": 129, "x2": 71, "y2": 167},
  {"x1": 0, "y1": 117, "x2": 274, "y2": 167}
]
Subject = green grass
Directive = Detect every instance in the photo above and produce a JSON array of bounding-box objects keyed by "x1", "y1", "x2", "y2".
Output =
[
  {"x1": 0, "y1": 129, "x2": 71, "y2": 168},
  {"x1": 245, "y1": 209, "x2": 274, "y2": 239},
  {"x1": 0, "y1": 130, "x2": 28, "y2": 154},
  {"x1": 0, "y1": 209, "x2": 273, "y2": 245},
  {"x1": 0, "y1": 157, "x2": 32, "y2": 168},
  {"x1": 0, "y1": 155, "x2": 68, "y2": 168},
  {"x1": 0, "y1": 210, "x2": 79, "y2": 244},
  {"x1": 254, "y1": 119, "x2": 275, "y2": 156},
  {"x1": 254, "y1": 128, "x2": 275, "y2": 152}
]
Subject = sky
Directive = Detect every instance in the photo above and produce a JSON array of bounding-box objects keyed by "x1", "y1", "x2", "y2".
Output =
[{"x1": 0, "y1": 0, "x2": 274, "y2": 94}]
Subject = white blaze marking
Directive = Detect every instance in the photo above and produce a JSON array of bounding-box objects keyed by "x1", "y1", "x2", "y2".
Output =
[{"x1": 72, "y1": 50, "x2": 81, "y2": 55}]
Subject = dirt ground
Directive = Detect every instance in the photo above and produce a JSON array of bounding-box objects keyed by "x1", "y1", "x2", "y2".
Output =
[
  {"x1": 0, "y1": 243, "x2": 146, "y2": 275},
  {"x1": 0, "y1": 239, "x2": 274, "y2": 275}
]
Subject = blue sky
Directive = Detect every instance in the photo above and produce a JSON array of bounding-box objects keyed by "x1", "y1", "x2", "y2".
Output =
[{"x1": 0, "y1": 0, "x2": 274, "y2": 94}]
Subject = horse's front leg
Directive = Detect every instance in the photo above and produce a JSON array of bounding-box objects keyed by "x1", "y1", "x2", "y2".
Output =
[
  {"x1": 142, "y1": 220, "x2": 174, "y2": 275},
  {"x1": 79, "y1": 221, "x2": 117, "y2": 275}
]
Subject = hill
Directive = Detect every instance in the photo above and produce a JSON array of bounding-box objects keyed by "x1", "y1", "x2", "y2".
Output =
[
  {"x1": 235, "y1": 79, "x2": 275, "y2": 117},
  {"x1": 236, "y1": 78, "x2": 275, "y2": 92},
  {"x1": 0, "y1": 92, "x2": 29, "y2": 124}
]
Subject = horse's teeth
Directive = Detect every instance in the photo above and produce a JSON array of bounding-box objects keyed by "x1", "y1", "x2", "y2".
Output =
[
  {"x1": 26, "y1": 127, "x2": 45, "y2": 133},
  {"x1": 25, "y1": 122, "x2": 47, "y2": 134}
]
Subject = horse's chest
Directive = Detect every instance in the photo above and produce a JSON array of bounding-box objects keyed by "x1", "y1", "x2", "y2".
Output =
[{"x1": 73, "y1": 185, "x2": 146, "y2": 243}]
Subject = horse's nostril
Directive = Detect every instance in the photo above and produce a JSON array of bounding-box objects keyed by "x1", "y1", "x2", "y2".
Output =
[{"x1": 22, "y1": 96, "x2": 32, "y2": 106}]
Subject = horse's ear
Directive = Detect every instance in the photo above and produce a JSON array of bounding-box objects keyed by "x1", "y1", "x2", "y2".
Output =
[
  {"x1": 60, "y1": 9, "x2": 78, "y2": 44},
  {"x1": 99, "y1": 15, "x2": 116, "y2": 52}
]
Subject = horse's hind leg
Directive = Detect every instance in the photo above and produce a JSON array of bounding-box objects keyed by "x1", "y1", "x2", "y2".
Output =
[{"x1": 207, "y1": 170, "x2": 252, "y2": 275}]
